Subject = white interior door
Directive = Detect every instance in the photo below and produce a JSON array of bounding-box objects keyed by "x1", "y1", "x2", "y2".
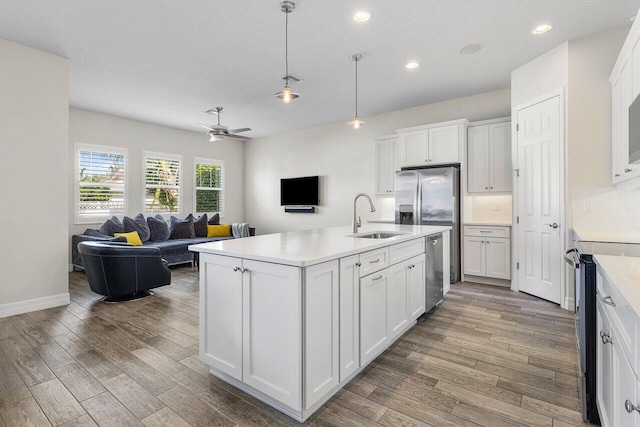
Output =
[{"x1": 516, "y1": 96, "x2": 562, "y2": 304}]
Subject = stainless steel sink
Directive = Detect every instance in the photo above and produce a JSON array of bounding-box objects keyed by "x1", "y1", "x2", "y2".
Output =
[{"x1": 350, "y1": 232, "x2": 405, "y2": 239}]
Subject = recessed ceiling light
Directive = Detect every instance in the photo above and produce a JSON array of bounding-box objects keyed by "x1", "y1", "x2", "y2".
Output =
[
  {"x1": 406, "y1": 62, "x2": 419, "y2": 70},
  {"x1": 459, "y1": 43, "x2": 483, "y2": 55},
  {"x1": 532, "y1": 24, "x2": 553, "y2": 35},
  {"x1": 354, "y1": 11, "x2": 370, "y2": 22}
]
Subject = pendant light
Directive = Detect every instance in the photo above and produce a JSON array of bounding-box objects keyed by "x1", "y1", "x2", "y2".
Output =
[
  {"x1": 348, "y1": 54, "x2": 365, "y2": 128},
  {"x1": 275, "y1": 1, "x2": 299, "y2": 103}
]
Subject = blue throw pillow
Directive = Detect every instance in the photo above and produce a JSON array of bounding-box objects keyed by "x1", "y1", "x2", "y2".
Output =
[
  {"x1": 147, "y1": 215, "x2": 171, "y2": 242},
  {"x1": 98, "y1": 216, "x2": 124, "y2": 236},
  {"x1": 207, "y1": 213, "x2": 220, "y2": 225},
  {"x1": 194, "y1": 214, "x2": 208, "y2": 237},
  {"x1": 123, "y1": 213, "x2": 151, "y2": 242},
  {"x1": 169, "y1": 215, "x2": 195, "y2": 239}
]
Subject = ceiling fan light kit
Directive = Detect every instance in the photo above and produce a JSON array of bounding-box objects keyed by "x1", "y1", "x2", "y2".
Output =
[
  {"x1": 275, "y1": 1, "x2": 300, "y2": 103},
  {"x1": 199, "y1": 107, "x2": 252, "y2": 142},
  {"x1": 348, "y1": 54, "x2": 365, "y2": 129}
]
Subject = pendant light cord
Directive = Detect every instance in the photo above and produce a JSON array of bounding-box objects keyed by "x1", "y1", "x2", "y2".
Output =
[
  {"x1": 285, "y1": 10, "x2": 289, "y2": 85},
  {"x1": 355, "y1": 58, "x2": 358, "y2": 116}
]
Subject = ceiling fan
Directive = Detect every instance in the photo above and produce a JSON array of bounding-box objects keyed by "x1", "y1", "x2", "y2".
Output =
[{"x1": 199, "y1": 107, "x2": 252, "y2": 141}]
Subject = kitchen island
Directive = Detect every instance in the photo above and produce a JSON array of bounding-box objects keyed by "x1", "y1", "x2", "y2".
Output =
[{"x1": 189, "y1": 224, "x2": 450, "y2": 422}]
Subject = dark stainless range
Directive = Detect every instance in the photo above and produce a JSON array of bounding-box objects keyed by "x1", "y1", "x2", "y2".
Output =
[{"x1": 566, "y1": 241, "x2": 640, "y2": 425}]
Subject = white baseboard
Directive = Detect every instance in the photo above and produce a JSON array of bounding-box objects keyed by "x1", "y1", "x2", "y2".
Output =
[
  {"x1": 444, "y1": 283, "x2": 451, "y2": 294},
  {"x1": 0, "y1": 293, "x2": 70, "y2": 319},
  {"x1": 563, "y1": 296, "x2": 575, "y2": 312}
]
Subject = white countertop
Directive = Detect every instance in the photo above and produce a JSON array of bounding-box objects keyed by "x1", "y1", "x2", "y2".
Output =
[
  {"x1": 573, "y1": 227, "x2": 640, "y2": 244},
  {"x1": 189, "y1": 224, "x2": 450, "y2": 267},
  {"x1": 464, "y1": 221, "x2": 512, "y2": 227},
  {"x1": 594, "y1": 254, "x2": 640, "y2": 317}
]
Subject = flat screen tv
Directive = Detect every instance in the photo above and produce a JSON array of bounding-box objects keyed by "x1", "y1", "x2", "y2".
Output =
[{"x1": 280, "y1": 176, "x2": 319, "y2": 206}]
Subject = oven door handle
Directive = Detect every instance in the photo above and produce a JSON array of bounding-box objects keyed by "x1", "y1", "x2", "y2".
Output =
[{"x1": 564, "y1": 248, "x2": 579, "y2": 268}]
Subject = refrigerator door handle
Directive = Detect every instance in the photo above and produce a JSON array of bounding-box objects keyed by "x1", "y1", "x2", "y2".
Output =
[{"x1": 414, "y1": 178, "x2": 420, "y2": 225}]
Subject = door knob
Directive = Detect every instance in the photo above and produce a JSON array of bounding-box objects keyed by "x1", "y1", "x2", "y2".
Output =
[
  {"x1": 600, "y1": 330, "x2": 612, "y2": 345},
  {"x1": 544, "y1": 223, "x2": 559, "y2": 229},
  {"x1": 625, "y1": 400, "x2": 640, "y2": 413}
]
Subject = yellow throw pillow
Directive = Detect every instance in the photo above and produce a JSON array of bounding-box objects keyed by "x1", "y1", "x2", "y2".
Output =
[
  {"x1": 207, "y1": 224, "x2": 232, "y2": 238},
  {"x1": 114, "y1": 231, "x2": 143, "y2": 246}
]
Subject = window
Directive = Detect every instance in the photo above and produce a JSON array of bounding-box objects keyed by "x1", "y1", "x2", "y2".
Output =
[
  {"x1": 75, "y1": 143, "x2": 127, "y2": 224},
  {"x1": 144, "y1": 152, "x2": 182, "y2": 214},
  {"x1": 194, "y1": 158, "x2": 224, "y2": 214}
]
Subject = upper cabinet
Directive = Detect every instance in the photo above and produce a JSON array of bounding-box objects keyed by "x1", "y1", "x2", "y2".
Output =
[
  {"x1": 396, "y1": 120, "x2": 468, "y2": 169},
  {"x1": 467, "y1": 119, "x2": 512, "y2": 193},
  {"x1": 375, "y1": 136, "x2": 399, "y2": 197},
  {"x1": 611, "y1": 18, "x2": 640, "y2": 185}
]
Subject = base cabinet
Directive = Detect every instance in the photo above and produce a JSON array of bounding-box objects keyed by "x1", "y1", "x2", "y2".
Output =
[
  {"x1": 463, "y1": 226, "x2": 511, "y2": 281},
  {"x1": 360, "y1": 270, "x2": 390, "y2": 366}
]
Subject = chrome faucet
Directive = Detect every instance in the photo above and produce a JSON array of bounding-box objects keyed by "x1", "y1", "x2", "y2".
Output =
[{"x1": 353, "y1": 193, "x2": 376, "y2": 233}]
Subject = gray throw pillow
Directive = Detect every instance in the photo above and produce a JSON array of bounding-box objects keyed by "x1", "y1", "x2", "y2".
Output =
[
  {"x1": 194, "y1": 214, "x2": 208, "y2": 237},
  {"x1": 170, "y1": 215, "x2": 195, "y2": 239},
  {"x1": 207, "y1": 213, "x2": 220, "y2": 225},
  {"x1": 98, "y1": 216, "x2": 124, "y2": 236},
  {"x1": 123, "y1": 213, "x2": 151, "y2": 242},
  {"x1": 147, "y1": 215, "x2": 171, "y2": 242}
]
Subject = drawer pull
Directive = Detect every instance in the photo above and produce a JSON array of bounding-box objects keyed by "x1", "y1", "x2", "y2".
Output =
[
  {"x1": 369, "y1": 258, "x2": 381, "y2": 264},
  {"x1": 600, "y1": 330, "x2": 612, "y2": 345},
  {"x1": 371, "y1": 275, "x2": 383, "y2": 281},
  {"x1": 601, "y1": 295, "x2": 616, "y2": 307},
  {"x1": 479, "y1": 230, "x2": 491, "y2": 233},
  {"x1": 625, "y1": 400, "x2": 640, "y2": 413},
  {"x1": 355, "y1": 262, "x2": 361, "y2": 267}
]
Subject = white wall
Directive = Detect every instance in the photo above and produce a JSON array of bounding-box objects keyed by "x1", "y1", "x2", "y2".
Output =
[
  {"x1": 0, "y1": 39, "x2": 69, "y2": 316},
  {"x1": 68, "y1": 108, "x2": 245, "y2": 256},
  {"x1": 244, "y1": 89, "x2": 510, "y2": 234}
]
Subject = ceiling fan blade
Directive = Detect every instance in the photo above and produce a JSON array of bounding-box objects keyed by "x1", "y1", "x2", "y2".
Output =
[
  {"x1": 227, "y1": 128, "x2": 251, "y2": 134},
  {"x1": 205, "y1": 109, "x2": 220, "y2": 116},
  {"x1": 227, "y1": 134, "x2": 252, "y2": 141},
  {"x1": 199, "y1": 123, "x2": 215, "y2": 131}
]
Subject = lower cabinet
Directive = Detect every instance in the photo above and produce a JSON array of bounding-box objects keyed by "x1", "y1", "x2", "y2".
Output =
[
  {"x1": 360, "y1": 270, "x2": 390, "y2": 366},
  {"x1": 339, "y1": 255, "x2": 360, "y2": 382},
  {"x1": 462, "y1": 226, "x2": 511, "y2": 280}
]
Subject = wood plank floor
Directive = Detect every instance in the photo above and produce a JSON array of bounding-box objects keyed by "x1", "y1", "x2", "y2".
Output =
[{"x1": 0, "y1": 267, "x2": 589, "y2": 426}]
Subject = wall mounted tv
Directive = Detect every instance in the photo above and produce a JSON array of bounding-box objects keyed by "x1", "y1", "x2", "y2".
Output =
[{"x1": 280, "y1": 176, "x2": 319, "y2": 206}]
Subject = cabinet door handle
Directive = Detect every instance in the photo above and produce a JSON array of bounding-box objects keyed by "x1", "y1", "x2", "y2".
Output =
[
  {"x1": 625, "y1": 168, "x2": 633, "y2": 173},
  {"x1": 432, "y1": 239, "x2": 438, "y2": 245},
  {"x1": 485, "y1": 187, "x2": 489, "y2": 190},
  {"x1": 241, "y1": 267, "x2": 249, "y2": 273},
  {"x1": 486, "y1": 241, "x2": 490, "y2": 244},
  {"x1": 490, "y1": 187, "x2": 493, "y2": 189},
  {"x1": 371, "y1": 275, "x2": 383, "y2": 281},
  {"x1": 369, "y1": 258, "x2": 381, "y2": 264},
  {"x1": 615, "y1": 173, "x2": 621, "y2": 177},
  {"x1": 601, "y1": 295, "x2": 616, "y2": 307},
  {"x1": 600, "y1": 330, "x2": 612, "y2": 345},
  {"x1": 355, "y1": 262, "x2": 361, "y2": 267},
  {"x1": 233, "y1": 266, "x2": 240, "y2": 272},
  {"x1": 625, "y1": 400, "x2": 640, "y2": 413}
]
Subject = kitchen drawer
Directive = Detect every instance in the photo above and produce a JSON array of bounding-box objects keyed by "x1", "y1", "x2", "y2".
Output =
[
  {"x1": 597, "y1": 271, "x2": 637, "y2": 376},
  {"x1": 389, "y1": 238, "x2": 425, "y2": 265},
  {"x1": 359, "y1": 247, "x2": 389, "y2": 277},
  {"x1": 463, "y1": 226, "x2": 511, "y2": 238}
]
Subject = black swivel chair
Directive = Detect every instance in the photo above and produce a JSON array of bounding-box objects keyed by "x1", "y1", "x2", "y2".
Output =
[{"x1": 77, "y1": 241, "x2": 171, "y2": 302}]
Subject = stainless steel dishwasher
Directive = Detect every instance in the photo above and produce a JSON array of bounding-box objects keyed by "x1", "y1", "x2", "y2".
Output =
[{"x1": 425, "y1": 233, "x2": 444, "y2": 312}]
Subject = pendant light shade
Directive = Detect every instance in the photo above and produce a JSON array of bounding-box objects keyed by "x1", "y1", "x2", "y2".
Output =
[
  {"x1": 348, "y1": 54, "x2": 365, "y2": 128},
  {"x1": 275, "y1": 1, "x2": 299, "y2": 103}
]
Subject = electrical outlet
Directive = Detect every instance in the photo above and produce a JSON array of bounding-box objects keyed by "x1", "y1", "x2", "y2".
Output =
[{"x1": 584, "y1": 202, "x2": 592, "y2": 212}]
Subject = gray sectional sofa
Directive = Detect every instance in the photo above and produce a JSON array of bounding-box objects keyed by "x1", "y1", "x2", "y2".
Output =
[{"x1": 71, "y1": 213, "x2": 248, "y2": 270}]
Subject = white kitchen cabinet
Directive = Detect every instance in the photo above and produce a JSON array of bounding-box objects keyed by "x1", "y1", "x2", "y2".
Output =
[
  {"x1": 613, "y1": 334, "x2": 637, "y2": 427},
  {"x1": 396, "y1": 120, "x2": 467, "y2": 168},
  {"x1": 408, "y1": 254, "x2": 426, "y2": 320},
  {"x1": 339, "y1": 255, "x2": 360, "y2": 382},
  {"x1": 242, "y1": 259, "x2": 302, "y2": 410},
  {"x1": 304, "y1": 261, "x2": 339, "y2": 410},
  {"x1": 467, "y1": 120, "x2": 511, "y2": 193},
  {"x1": 429, "y1": 124, "x2": 459, "y2": 164},
  {"x1": 597, "y1": 298, "x2": 614, "y2": 427},
  {"x1": 610, "y1": 19, "x2": 640, "y2": 185},
  {"x1": 199, "y1": 254, "x2": 243, "y2": 380},
  {"x1": 375, "y1": 136, "x2": 399, "y2": 197},
  {"x1": 388, "y1": 260, "x2": 410, "y2": 339},
  {"x1": 463, "y1": 226, "x2": 511, "y2": 281},
  {"x1": 360, "y1": 270, "x2": 389, "y2": 366}
]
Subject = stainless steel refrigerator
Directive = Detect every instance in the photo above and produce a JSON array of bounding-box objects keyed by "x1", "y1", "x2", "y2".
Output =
[{"x1": 395, "y1": 166, "x2": 460, "y2": 283}]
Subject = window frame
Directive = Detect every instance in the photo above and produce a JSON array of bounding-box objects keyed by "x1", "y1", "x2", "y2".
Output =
[
  {"x1": 142, "y1": 151, "x2": 183, "y2": 215},
  {"x1": 74, "y1": 142, "x2": 128, "y2": 225},
  {"x1": 193, "y1": 157, "x2": 225, "y2": 216}
]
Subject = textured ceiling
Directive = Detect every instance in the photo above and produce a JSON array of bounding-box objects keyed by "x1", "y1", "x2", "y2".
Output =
[{"x1": 0, "y1": 0, "x2": 638, "y2": 138}]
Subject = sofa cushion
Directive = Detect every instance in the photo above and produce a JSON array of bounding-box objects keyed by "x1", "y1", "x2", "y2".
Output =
[
  {"x1": 194, "y1": 214, "x2": 208, "y2": 237},
  {"x1": 208, "y1": 213, "x2": 220, "y2": 225},
  {"x1": 98, "y1": 216, "x2": 124, "y2": 236},
  {"x1": 123, "y1": 213, "x2": 151, "y2": 242},
  {"x1": 147, "y1": 215, "x2": 170, "y2": 242},
  {"x1": 169, "y1": 215, "x2": 195, "y2": 239},
  {"x1": 84, "y1": 229, "x2": 128, "y2": 242},
  {"x1": 114, "y1": 231, "x2": 143, "y2": 246}
]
